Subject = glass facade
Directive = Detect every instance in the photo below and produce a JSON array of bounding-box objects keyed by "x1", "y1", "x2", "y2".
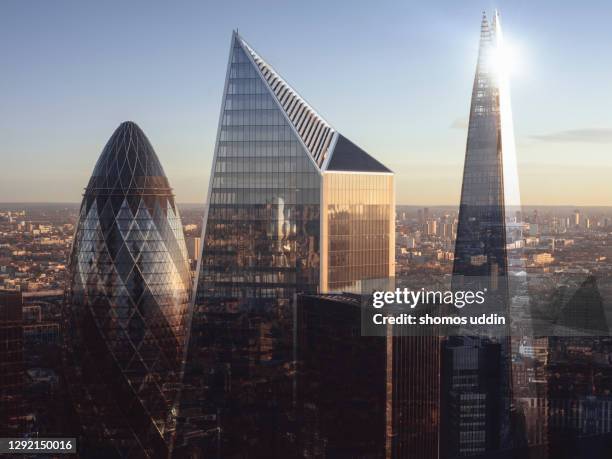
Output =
[
  {"x1": 452, "y1": 13, "x2": 508, "y2": 287},
  {"x1": 443, "y1": 13, "x2": 519, "y2": 458},
  {"x1": 65, "y1": 121, "x2": 191, "y2": 458},
  {"x1": 195, "y1": 40, "x2": 321, "y2": 309},
  {"x1": 184, "y1": 35, "x2": 322, "y2": 457},
  {"x1": 322, "y1": 172, "x2": 394, "y2": 292},
  {"x1": 183, "y1": 32, "x2": 394, "y2": 457}
]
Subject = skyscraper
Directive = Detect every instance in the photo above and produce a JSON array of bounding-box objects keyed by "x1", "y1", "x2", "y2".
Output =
[
  {"x1": 452, "y1": 10, "x2": 519, "y2": 286},
  {"x1": 64, "y1": 121, "x2": 192, "y2": 458},
  {"x1": 388, "y1": 334, "x2": 440, "y2": 459},
  {"x1": 574, "y1": 210, "x2": 580, "y2": 227},
  {"x1": 443, "y1": 11, "x2": 521, "y2": 457},
  {"x1": 294, "y1": 294, "x2": 440, "y2": 459},
  {"x1": 295, "y1": 294, "x2": 387, "y2": 457},
  {"x1": 184, "y1": 31, "x2": 394, "y2": 456}
]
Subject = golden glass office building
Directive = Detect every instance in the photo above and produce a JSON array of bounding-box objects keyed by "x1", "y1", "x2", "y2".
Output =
[{"x1": 321, "y1": 170, "x2": 394, "y2": 292}]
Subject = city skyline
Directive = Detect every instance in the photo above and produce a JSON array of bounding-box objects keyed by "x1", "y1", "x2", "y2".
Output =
[
  {"x1": 3, "y1": 3, "x2": 612, "y2": 456},
  {"x1": 3, "y1": 1, "x2": 612, "y2": 206}
]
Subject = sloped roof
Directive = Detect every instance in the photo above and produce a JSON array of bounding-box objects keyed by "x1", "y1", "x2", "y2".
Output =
[
  {"x1": 326, "y1": 135, "x2": 391, "y2": 172},
  {"x1": 236, "y1": 33, "x2": 392, "y2": 174},
  {"x1": 240, "y1": 36, "x2": 335, "y2": 168}
]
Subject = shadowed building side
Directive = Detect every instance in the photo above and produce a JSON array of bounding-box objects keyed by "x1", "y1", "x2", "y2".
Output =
[{"x1": 294, "y1": 294, "x2": 440, "y2": 459}]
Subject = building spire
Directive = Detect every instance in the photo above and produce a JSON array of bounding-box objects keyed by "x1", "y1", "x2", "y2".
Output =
[
  {"x1": 479, "y1": 11, "x2": 491, "y2": 44},
  {"x1": 477, "y1": 12, "x2": 493, "y2": 71},
  {"x1": 492, "y1": 9, "x2": 501, "y2": 37}
]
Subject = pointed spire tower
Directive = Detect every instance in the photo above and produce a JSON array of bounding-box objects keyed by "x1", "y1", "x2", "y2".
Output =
[
  {"x1": 443, "y1": 11, "x2": 523, "y2": 457},
  {"x1": 453, "y1": 10, "x2": 521, "y2": 288}
]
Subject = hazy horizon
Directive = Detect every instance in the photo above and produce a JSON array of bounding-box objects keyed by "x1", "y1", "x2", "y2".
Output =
[{"x1": 2, "y1": 202, "x2": 612, "y2": 210}]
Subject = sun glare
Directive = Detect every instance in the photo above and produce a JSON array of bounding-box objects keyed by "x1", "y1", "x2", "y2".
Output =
[{"x1": 490, "y1": 39, "x2": 522, "y2": 77}]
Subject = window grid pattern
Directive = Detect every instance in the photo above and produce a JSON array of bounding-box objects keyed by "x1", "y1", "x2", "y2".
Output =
[
  {"x1": 65, "y1": 122, "x2": 191, "y2": 458},
  {"x1": 445, "y1": 13, "x2": 514, "y2": 458},
  {"x1": 324, "y1": 173, "x2": 393, "y2": 292},
  {"x1": 453, "y1": 13, "x2": 507, "y2": 280},
  {"x1": 240, "y1": 38, "x2": 335, "y2": 168},
  {"x1": 196, "y1": 40, "x2": 321, "y2": 308}
]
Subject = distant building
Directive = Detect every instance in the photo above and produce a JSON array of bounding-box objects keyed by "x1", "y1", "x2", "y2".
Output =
[
  {"x1": 185, "y1": 236, "x2": 201, "y2": 263},
  {"x1": 532, "y1": 253, "x2": 554, "y2": 266},
  {"x1": 427, "y1": 220, "x2": 438, "y2": 236}
]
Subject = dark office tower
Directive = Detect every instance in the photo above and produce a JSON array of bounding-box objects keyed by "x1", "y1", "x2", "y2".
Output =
[
  {"x1": 295, "y1": 294, "x2": 439, "y2": 459},
  {"x1": 0, "y1": 290, "x2": 25, "y2": 436},
  {"x1": 388, "y1": 335, "x2": 440, "y2": 459},
  {"x1": 443, "y1": 11, "x2": 521, "y2": 458},
  {"x1": 295, "y1": 294, "x2": 387, "y2": 457},
  {"x1": 64, "y1": 122, "x2": 191, "y2": 458},
  {"x1": 185, "y1": 31, "x2": 394, "y2": 456}
]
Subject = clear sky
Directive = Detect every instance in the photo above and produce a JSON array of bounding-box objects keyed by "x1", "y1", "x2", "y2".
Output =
[{"x1": 2, "y1": 0, "x2": 611, "y2": 205}]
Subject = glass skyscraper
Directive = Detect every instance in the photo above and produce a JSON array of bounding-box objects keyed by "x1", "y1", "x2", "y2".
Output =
[
  {"x1": 452, "y1": 11, "x2": 518, "y2": 288},
  {"x1": 183, "y1": 32, "x2": 394, "y2": 456},
  {"x1": 294, "y1": 294, "x2": 440, "y2": 459},
  {"x1": 64, "y1": 121, "x2": 191, "y2": 458},
  {"x1": 442, "y1": 11, "x2": 521, "y2": 458}
]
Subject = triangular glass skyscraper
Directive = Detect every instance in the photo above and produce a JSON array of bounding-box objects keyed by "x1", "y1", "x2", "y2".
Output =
[
  {"x1": 180, "y1": 32, "x2": 394, "y2": 456},
  {"x1": 453, "y1": 10, "x2": 520, "y2": 284},
  {"x1": 442, "y1": 11, "x2": 524, "y2": 458}
]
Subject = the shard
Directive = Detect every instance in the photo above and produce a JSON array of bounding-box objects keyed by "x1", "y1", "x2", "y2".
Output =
[
  {"x1": 64, "y1": 121, "x2": 192, "y2": 458},
  {"x1": 442, "y1": 11, "x2": 522, "y2": 457},
  {"x1": 453, "y1": 10, "x2": 519, "y2": 285},
  {"x1": 182, "y1": 32, "x2": 394, "y2": 456}
]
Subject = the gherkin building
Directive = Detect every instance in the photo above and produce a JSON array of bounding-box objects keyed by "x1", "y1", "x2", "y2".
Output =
[{"x1": 64, "y1": 121, "x2": 191, "y2": 458}]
